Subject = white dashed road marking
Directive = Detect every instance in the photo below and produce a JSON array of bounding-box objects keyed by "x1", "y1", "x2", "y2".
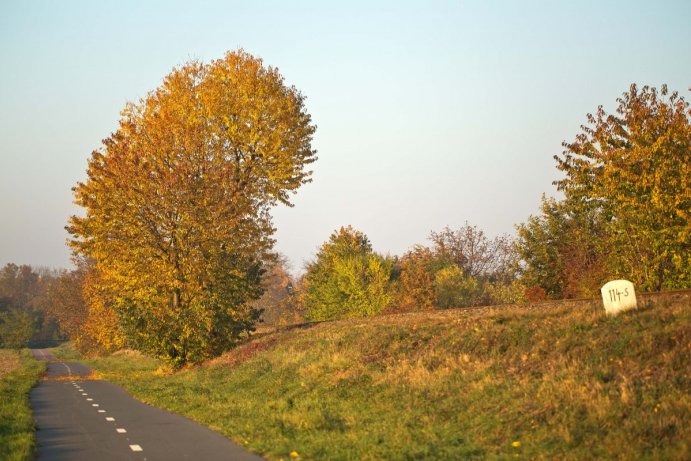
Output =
[{"x1": 47, "y1": 359, "x2": 146, "y2": 457}]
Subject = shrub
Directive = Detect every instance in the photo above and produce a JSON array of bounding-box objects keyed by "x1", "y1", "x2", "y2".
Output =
[{"x1": 303, "y1": 226, "x2": 393, "y2": 321}]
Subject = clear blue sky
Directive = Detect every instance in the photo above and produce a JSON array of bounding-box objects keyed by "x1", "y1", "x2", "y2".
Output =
[{"x1": 1, "y1": 0, "x2": 689, "y2": 273}]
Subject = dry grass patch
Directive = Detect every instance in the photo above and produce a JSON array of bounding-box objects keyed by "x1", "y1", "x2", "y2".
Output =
[
  {"x1": 207, "y1": 337, "x2": 280, "y2": 367},
  {"x1": 0, "y1": 350, "x2": 20, "y2": 378}
]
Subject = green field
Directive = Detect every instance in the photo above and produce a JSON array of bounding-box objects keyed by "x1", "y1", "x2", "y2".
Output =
[
  {"x1": 55, "y1": 294, "x2": 690, "y2": 460},
  {"x1": 0, "y1": 349, "x2": 46, "y2": 461}
]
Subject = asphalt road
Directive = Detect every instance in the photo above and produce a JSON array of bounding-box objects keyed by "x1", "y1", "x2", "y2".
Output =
[{"x1": 30, "y1": 349, "x2": 264, "y2": 461}]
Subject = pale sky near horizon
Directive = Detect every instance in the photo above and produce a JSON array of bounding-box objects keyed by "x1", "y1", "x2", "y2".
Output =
[{"x1": 1, "y1": 1, "x2": 690, "y2": 275}]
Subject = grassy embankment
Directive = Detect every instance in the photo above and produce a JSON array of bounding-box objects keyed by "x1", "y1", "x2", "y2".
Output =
[
  {"x1": 54, "y1": 293, "x2": 690, "y2": 460},
  {"x1": 0, "y1": 349, "x2": 45, "y2": 461}
]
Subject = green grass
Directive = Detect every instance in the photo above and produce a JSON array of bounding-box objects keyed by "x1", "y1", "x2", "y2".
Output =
[
  {"x1": 0, "y1": 349, "x2": 45, "y2": 461},
  {"x1": 65, "y1": 295, "x2": 690, "y2": 460},
  {"x1": 50, "y1": 342, "x2": 88, "y2": 361}
]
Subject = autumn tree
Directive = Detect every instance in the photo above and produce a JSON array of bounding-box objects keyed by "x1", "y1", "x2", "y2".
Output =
[
  {"x1": 68, "y1": 50, "x2": 316, "y2": 367},
  {"x1": 0, "y1": 264, "x2": 40, "y2": 313},
  {"x1": 393, "y1": 246, "x2": 441, "y2": 311},
  {"x1": 434, "y1": 265, "x2": 481, "y2": 308},
  {"x1": 430, "y1": 223, "x2": 513, "y2": 282},
  {"x1": 392, "y1": 223, "x2": 520, "y2": 310},
  {"x1": 429, "y1": 223, "x2": 516, "y2": 307},
  {"x1": 40, "y1": 260, "x2": 127, "y2": 354},
  {"x1": 40, "y1": 265, "x2": 88, "y2": 340},
  {"x1": 0, "y1": 263, "x2": 62, "y2": 343},
  {"x1": 514, "y1": 196, "x2": 608, "y2": 299},
  {"x1": 554, "y1": 84, "x2": 690, "y2": 291},
  {"x1": 303, "y1": 226, "x2": 393, "y2": 321},
  {"x1": 253, "y1": 255, "x2": 300, "y2": 325},
  {"x1": 0, "y1": 310, "x2": 36, "y2": 349}
]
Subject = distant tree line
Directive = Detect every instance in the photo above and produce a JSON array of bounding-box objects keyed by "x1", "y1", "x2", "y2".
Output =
[
  {"x1": 0, "y1": 264, "x2": 63, "y2": 348},
  {"x1": 260, "y1": 83, "x2": 690, "y2": 322}
]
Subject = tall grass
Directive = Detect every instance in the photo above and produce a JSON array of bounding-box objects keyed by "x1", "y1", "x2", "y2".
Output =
[
  {"x1": 77, "y1": 295, "x2": 689, "y2": 460},
  {"x1": 0, "y1": 349, "x2": 45, "y2": 461}
]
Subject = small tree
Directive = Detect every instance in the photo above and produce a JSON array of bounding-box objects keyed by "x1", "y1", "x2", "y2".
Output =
[
  {"x1": 0, "y1": 310, "x2": 36, "y2": 349},
  {"x1": 394, "y1": 246, "x2": 444, "y2": 311},
  {"x1": 482, "y1": 280, "x2": 526, "y2": 305},
  {"x1": 514, "y1": 196, "x2": 609, "y2": 299},
  {"x1": 430, "y1": 223, "x2": 513, "y2": 282},
  {"x1": 0, "y1": 263, "x2": 59, "y2": 344},
  {"x1": 434, "y1": 265, "x2": 481, "y2": 308},
  {"x1": 254, "y1": 255, "x2": 301, "y2": 325},
  {"x1": 303, "y1": 226, "x2": 393, "y2": 321},
  {"x1": 0, "y1": 264, "x2": 40, "y2": 312},
  {"x1": 41, "y1": 265, "x2": 88, "y2": 340}
]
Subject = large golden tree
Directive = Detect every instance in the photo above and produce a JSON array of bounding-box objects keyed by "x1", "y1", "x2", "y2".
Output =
[{"x1": 68, "y1": 50, "x2": 316, "y2": 366}]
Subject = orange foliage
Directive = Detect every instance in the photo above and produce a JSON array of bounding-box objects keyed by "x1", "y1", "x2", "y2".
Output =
[
  {"x1": 75, "y1": 268, "x2": 126, "y2": 354},
  {"x1": 394, "y1": 246, "x2": 437, "y2": 311},
  {"x1": 524, "y1": 286, "x2": 547, "y2": 302}
]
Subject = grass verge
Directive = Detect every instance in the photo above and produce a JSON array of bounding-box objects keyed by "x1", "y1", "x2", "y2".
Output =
[
  {"x1": 65, "y1": 295, "x2": 689, "y2": 460},
  {"x1": 0, "y1": 349, "x2": 45, "y2": 461}
]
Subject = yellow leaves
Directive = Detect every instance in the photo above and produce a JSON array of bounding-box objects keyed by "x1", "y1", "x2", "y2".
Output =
[
  {"x1": 76, "y1": 267, "x2": 126, "y2": 354},
  {"x1": 68, "y1": 49, "x2": 316, "y2": 365},
  {"x1": 550, "y1": 84, "x2": 691, "y2": 291}
]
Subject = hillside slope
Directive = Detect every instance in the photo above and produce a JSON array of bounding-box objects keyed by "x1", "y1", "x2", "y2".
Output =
[{"x1": 73, "y1": 291, "x2": 689, "y2": 460}]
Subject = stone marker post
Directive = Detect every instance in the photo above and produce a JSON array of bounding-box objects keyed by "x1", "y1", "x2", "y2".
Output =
[{"x1": 601, "y1": 280, "x2": 637, "y2": 315}]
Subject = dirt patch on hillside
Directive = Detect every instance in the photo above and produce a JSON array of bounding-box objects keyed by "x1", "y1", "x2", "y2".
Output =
[{"x1": 207, "y1": 337, "x2": 280, "y2": 368}]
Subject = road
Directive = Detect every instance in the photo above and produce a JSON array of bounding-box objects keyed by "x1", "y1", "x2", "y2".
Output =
[{"x1": 30, "y1": 349, "x2": 264, "y2": 461}]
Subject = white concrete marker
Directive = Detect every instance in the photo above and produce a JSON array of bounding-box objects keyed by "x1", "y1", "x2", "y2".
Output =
[
  {"x1": 98, "y1": 410, "x2": 106, "y2": 413},
  {"x1": 116, "y1": 428, "x2": 127, "y2": 433},
  {"x1": 92, "y1": 404, "x2": 99, "y2": 407},
  {"x1": 87, "y1": 398, "x2": 93, "y2": 401},
  {"x1": 601, "y1": 279, "x2": 637, "y2": 315},
  {"x1": 106, "y1": 417, "x2": 115, "y2": 421},
  {"x1": 129, "y1": 445, "x2": 143, "y2": 452}
]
